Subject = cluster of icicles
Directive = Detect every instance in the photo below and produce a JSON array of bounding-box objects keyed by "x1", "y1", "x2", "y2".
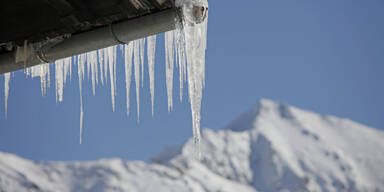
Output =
[{"x1": 2, "y1": 0, "x2": 208, "y2": 156}]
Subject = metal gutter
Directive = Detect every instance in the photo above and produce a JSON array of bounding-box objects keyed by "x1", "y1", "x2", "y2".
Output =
[{"x1": 0, "y1": 8, "x2": 179, "y2": 74}]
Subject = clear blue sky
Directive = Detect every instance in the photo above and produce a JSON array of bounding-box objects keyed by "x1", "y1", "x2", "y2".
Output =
[{"x1": 0, "y1": 0, "x2": 383, "y2": 161}]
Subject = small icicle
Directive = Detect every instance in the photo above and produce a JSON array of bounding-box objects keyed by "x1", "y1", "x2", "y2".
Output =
[
  {"x1": 55, "y1": 59, "x2": 64, "y2": 102},
  {"x1": 77, "y1": 55, "x2": 86, "y2": 144},
  {"x1": 139, "y1": 38, "x2": 146, "y2": 87},
  {"x1": 107, "y1": 46, "x2": 117, "y2": 111},
  {"x1": 4, "y1": 72, "x2": 11, "y2": 118},
  {"x1": 103, "y1": 48, "x2": 109, "y2": 84},
  {"x1": 147, "y1": 35, "x2": 156, "y2": 116},
  {"x1": 124, "y1": 43, "x2": 134, "y2": 116},
  {"x1": 165, "y1": 31, "x2": 175, "y2": 111},
  {"x1": 31, "y1": 64, "x2": 50, "y2": 96},
  {"x1": 87, "y1": 51, "x2": 98, "y2": 96},
  {"x1": 113, "y1": 47, "x2": 117, "y2": 94},
  {"x1": 98, "y1": 50, "x2": 104, "y2": 85},
  {"x1": 79, "y1": 106, "x2": 84, "y2": 144},
  {"x1": 69, "y1": 58, "x2": 72, "y2": 82},
  {"x1": 23, "y1": 40, "x2": 28, "y2": 68},
  {"x1": 43, "y1": 64, "x2": 49, "y2": 96},
  {"x1": 63, "y1": 58, "x2": 69, "y2": 83},
  {"x1": 95, "y1": 53, "x2": 99, "y2": 86},
  {"x1": 133, "y1": 40, "x2": 141, "y2": 122},
  {"x1": 175, "y1": 24, "x2": 187, "y2": 101},
  {"x1": 86, "y1": 53, "x2": 91, "y2": 80}
]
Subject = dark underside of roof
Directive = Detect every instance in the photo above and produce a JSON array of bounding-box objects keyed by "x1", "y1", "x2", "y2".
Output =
[{"x1": 0, "y1": 0, "x2": 174, "y2": 52}]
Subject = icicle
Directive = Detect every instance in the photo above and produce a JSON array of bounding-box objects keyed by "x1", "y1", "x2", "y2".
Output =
[
  {"x1": 175, "y1": 23, "x2": 187, "y2": 101},
  {"x1": 165, "y1": 31, "x2": 174, "y2": 111},
  {"x1": 23, "y1": 40, "x2": 28, "y2": 68},
  {"x1": 124, "y1": 43, "x2": 134, "y2": 116},
  {"x1": 47, "y1": 63, "x2": 51, "y2": 89},
  {"x1": 29, "y1": 64, "x2": 50, "y2": 96},
  {"x1": 103, "y1": 48, "x2": 109, "y2": 84},
  {"x1": 139, "y1": 38, "x2": 145, "y2": 87},
  {"x1": 176, "y1": 0, "x2": 209, "y2": 158},
  {"x1": 77, "y1": 55, "x2": 86, "y2": 144},
  {"x1": 86, "y1": 53, "x2": 91, "y2": 80},
  {"x1": 133, "y1": 40, "x2": 141, "y2": 121},
  {"x1": 69, "y1": 58, "x2": 72, "y2": 82},
  {"x1": 55, "y1": 59, "x2": 64, "y2": 102},
  {"x1": 147, "y1": 35, "x2": 156, "y2": 115},
  {"x1": 98, "y1": 50, "x2": 104, "y2": 85},
  {"x1": 63, "y1": 57, "x2": 71, "y2": 84},
  {"x1": 4, "y1": 73, "x2": 10, "y2": 118},
  {"x1": 86, "y1": 51, "x2": 98, "y2": 96},
  {"x1": 39, "y1": 65, "x2": 46, "y2": 96},
  {"x1": 113, "y1": 47, "x2": 117, "y2": 95},
  {"x1": 93, "y1": 51, "x2": 99, "y2": 86},
  {"x1": 42, "y1": 64, "x2": 50, "y2": 96},
  {"x1": 107, "y1": 46, "x2": 117, "y2": 111},
  {"x1": 89, "y1": 52, "x2": 96, "y2": 95}
]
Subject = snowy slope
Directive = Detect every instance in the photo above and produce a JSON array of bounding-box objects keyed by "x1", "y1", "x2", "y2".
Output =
[{"x1": 1, "y1": 99, "x2": 384, "y2": 192}]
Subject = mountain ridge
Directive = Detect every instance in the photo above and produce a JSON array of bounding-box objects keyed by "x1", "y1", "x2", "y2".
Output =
[{"x1": 1, "y1": 99, "x2": 384, "y2": 192}]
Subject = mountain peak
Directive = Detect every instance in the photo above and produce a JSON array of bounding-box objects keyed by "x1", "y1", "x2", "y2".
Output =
[
  {"x1": 258, "y1": 98, "x2": 280, "y2": 107},
  {"x1": 226, "y1": 99, "x2": 296, "y2": 132}
]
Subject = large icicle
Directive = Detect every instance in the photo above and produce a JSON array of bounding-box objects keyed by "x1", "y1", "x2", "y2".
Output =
[
  {"x1": 124, "y1": 43, "x2": 134, "y2": 116},
  {"x1": 176, "y1": 0, "x2": 209, "y2": 158},
  {"x1": 165, "y1": 31, "x2": 175, "y2": 111},
  {"x1": 147, "y1": 35, "x2": 157, "y2": 115},
  {"x1": 4, "y1": 73, "x2": 10, "y2": 118}
]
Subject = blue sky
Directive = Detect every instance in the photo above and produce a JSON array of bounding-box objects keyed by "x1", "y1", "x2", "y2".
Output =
[{"x1": 0, "y1": 0, "x2": 383, "y2": 161}]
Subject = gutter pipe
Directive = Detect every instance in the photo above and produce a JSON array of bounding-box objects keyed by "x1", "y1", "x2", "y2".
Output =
[{"x1": 0, "y1": 8, "x2": 179, "y2": 74}]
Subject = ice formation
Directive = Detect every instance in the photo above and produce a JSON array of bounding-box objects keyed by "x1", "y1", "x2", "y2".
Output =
[
  {"x1": 176, "y1": 0, "x2": 208, "y2": 158},
  {"x1": 4, "y1": 72, "x2": 10, "y2": 118},
  {"x1": 1, "y1": 0, "x2": 208, "y2": 153},
  {"x1": 147, "y1": 35, "x2": 157, "y2": 116},
  {"x1": 165, "y1": 31, "x2": 175, "y2": 111},
  {"x1": 133, "y1": 40, "x2": 141, "y2": 121}
]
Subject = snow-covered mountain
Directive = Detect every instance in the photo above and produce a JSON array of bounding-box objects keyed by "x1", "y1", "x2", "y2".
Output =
[{"x1": 1, "y1": 99, "x2": 384, "y2": 192}]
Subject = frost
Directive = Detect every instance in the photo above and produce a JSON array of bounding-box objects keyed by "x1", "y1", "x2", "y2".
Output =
[{"x1": 2, "y1": 0, "x2": 208, "y2": 147}]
